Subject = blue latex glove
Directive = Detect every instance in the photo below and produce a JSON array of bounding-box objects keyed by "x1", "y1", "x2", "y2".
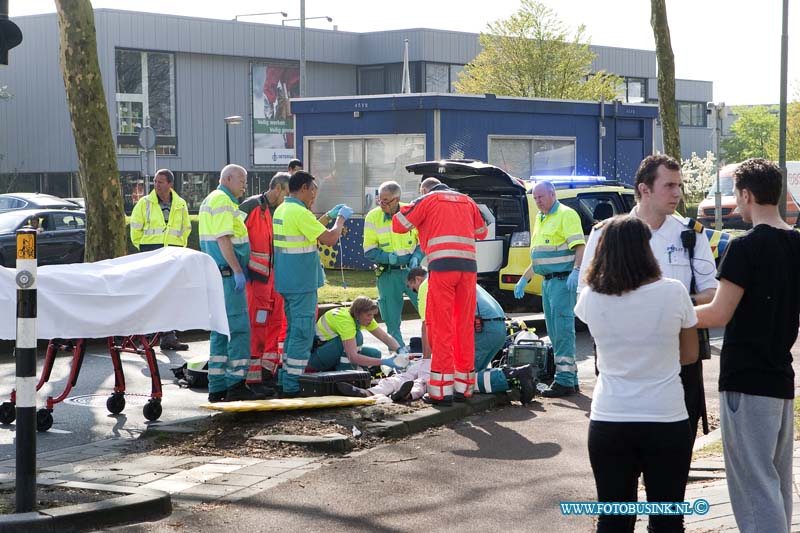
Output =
[
  {"x1": 382, "y1": 355, "x2": 403, "y2": 370},
  {"x1": 387, "y1": 253, "x2": 399, "y2": 266},
  {"x1": 233, "y1": 271, "x2": 247, "y2": 293},
  {"x1": 514, "y1": 277, "x2": 528, "y2": 299},
  {"x1": 409, "y1": 256, "x2": 420, "y2": 269},
  {"x1": 566, "y1": 268, "x2": 580, "y2": 292},
  {"x1": 396, "y1": 345, "x2": 410, "y2": 355},
  {"x1": 338, "y1": 205, "x2": 354, "y2": 220},
  {"x1": 327, "y1": 204, "x2": 345, "y2": 219}
]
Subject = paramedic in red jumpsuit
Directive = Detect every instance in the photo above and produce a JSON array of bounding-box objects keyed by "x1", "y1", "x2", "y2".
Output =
[
  {"x1": 392, "y1": 178, "x2": 488, "y2": 405},
  {"x1": 240, "y1": 173, "x2": 290, "y2": 394}
]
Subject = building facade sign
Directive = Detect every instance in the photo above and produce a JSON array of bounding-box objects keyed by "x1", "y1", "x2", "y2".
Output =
[{"x1": 251, "y1": 61, "x2": 299, "y2": 166}]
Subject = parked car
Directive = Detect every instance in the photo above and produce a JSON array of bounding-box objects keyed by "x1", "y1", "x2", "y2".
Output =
[
  {"x1": 697, "y1": 163, "x2": 799, "y2": 229},
  {"x1": 0, "y1": 193, "x2": 83, "y2": 213},
  {"x1": 65, "y1": 197, "x2": 85, "y2": 209},
  {"x1": 406, "y1": 159, "x2": 730, "y2": 310},
  {"x1": 0, "y1": 209, "x2": 86, "y2": 267}
]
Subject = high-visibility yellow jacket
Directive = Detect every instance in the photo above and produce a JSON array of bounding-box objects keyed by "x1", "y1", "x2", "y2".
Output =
[
  {"x1": 130, "y1": 189, "x2": 191, "y2": 249},
  {"x1": 530, "y1": 201, "x2": 585, "y2": 276},
  {"x1": 363, "y1": 204, "x2": 422, "y2": 266}
]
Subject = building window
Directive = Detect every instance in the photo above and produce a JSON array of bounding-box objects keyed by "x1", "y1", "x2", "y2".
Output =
[
  {"x1": 488, "y1": 136, "x2": 576, "y2": 178},
  {"x1": 616, "y1": 77, "x2": 647, "y2": 104},
  {"x1": 449, "y1": 65, "x2": 465, "y2": 92},
  {"x1": 307, "y1": 134, "x2": 426, "y2": 216},
  {"x1": 425, "y1": 63, "x2": 449, "y2": 93},
  {"x1": 115, "y1": 49, "x2": 177, "y2": 155},
  {"x1": 677, "y1": 101, "x2": 707, "y2": 127}
]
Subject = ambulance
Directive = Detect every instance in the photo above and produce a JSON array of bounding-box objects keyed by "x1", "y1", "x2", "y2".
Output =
[{"x1": 406, "y1": 159, "x2": 730, "y2": 311}]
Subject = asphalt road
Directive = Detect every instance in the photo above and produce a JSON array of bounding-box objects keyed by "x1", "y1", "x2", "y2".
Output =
[{"x1": 0, "y1": 317, "x2": 722, "y2": 463}]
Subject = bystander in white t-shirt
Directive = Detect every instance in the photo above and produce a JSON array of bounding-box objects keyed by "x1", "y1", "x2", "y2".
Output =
[{"x1": 574, "y1": 278, "x2": 697, "y2": 422}]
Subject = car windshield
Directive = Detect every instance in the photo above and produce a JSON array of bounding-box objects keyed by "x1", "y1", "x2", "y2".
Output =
[
  {"x1": 706, "y1": 176, "x2": 734, "y2": 197},
  {"x1": 0, "y1": 213, "x2": 29, "y2": 234}
]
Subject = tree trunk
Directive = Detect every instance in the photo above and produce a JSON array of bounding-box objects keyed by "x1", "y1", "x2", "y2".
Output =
[
  {"x1": 55, "y1": 0, "x2": 126, "y2": 262},
  {"x1": 651, "y1": 0, "x2": 684, "y2": 212},
  {"x1": 650, "y1": 0, "x2": 681, "y2": 160}
]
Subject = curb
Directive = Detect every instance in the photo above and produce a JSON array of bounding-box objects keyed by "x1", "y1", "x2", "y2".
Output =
[
  {"x1": 0, "y1": 480, "x2": 171, "y2": 533},
  {"x1": 365, "y1": 393, "x2": 509, "y2": 438}
]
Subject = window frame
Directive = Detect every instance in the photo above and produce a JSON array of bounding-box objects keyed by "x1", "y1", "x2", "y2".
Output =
[
  {"x1": 303, "y1": 133, "x2": 427, "y2": 215},
  {"x1": 676, "y1": 101, "x2": 708, "y2": 127},
  {"x1": 487, "y1": 135, "x2": 577, "y2": 178},
  {"x1": 114, "y1": 48, "x2": 178, "y2": 156}
]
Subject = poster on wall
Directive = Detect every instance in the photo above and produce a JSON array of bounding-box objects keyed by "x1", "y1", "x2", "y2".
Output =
[{"x1": 251, "y1": 62, "x2": 299, "y2": 166}]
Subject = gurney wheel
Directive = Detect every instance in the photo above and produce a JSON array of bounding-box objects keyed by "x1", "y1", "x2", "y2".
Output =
[
  {"x1": 143, "y1": 399, "x2": 162, "y2": 421},
  {"x1": 36, "y1": 409, "x2": 53, "y2": 432},
  {"x1": 0, "y1": 402, "x2": 15, "y2": 425},
  {"x1": 106, "y1": 393, "x2": 125, "y2": 415}
]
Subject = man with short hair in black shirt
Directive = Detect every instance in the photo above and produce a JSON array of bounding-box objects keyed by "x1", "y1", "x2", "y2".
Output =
[{"x1": 696, "y1": 158, "x2": 800, "y2": 533}]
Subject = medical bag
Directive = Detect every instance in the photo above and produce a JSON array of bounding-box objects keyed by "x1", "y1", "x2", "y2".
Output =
[{"x1": 299, "y1": 370, "x2": 371, "y2": 397}]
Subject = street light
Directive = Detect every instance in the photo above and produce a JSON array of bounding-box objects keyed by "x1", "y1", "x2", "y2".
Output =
[
  {"x1": 707, "y1": 102, "x2": 727, "y2": 231},
  {"x1": 224, "y1": 115, "x2": 243, "y2": 165},
  {"x1": 233, "y1": 11, "x2": 288, "y2": 21},
  {"x1": 282, "y1": 15, "x2": 332, "y2": 26}
]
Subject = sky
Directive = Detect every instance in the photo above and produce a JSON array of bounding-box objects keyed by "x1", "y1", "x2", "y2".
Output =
[{"x1": 10, "y1": 0, "x2": 799, "y2": 105}]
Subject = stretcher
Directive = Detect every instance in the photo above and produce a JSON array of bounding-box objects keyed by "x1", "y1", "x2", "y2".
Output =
[
  {"x1": 201, "y1": 395, "x2": 377, "y2": 412},
  {"x1": 0, "y1": 334, "x2": 165, "y2": 431},
  {"x1": 0, "y1": 248, "x2": 230, "y2": 432}
]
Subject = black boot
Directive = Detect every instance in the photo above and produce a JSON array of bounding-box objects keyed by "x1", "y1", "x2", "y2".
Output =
[
  {"x1": 335, "y1": 382, "x2": 370, "y2": 398},
  {"x1": 390, "y1": 380, "x2": 414, "y2": 402},
  {"x1": 247, "y1": 382, "x2": 275, "y2": 398},
  {"x1": 224, "y1": 380, "x2": 267, "y2": 401},
  {"x1": 503, "y1": 365, "x2": 536, "y2": 405}
]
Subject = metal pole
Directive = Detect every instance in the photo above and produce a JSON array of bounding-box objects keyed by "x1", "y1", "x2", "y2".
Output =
[
  {"x1": 225, "y1": 123, "x2": 231, "y2": 165},
  {"x1": 15, "y1": 227, "x2": 37, "y2": 513},
  {"x1": 778, "y1": 0, "x2": 789, "y2": 220},
  {"x1": 300, "y1": 0, "x2": 306, "y2": 97},
  {"x1": 714, "y1": 106, "x2": 722, "y2": 231}
]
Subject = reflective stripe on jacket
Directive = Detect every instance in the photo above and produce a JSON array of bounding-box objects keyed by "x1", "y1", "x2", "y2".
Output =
[
  {"x1": 272, "y1": 197, "x2": 326, "y2": 294},
  {"x1": 241, "y1": 194, "x2": 274, "y2": 282},
  {"x1": 363, "y1": 204, "x2": 420, "y2": 264},
  {"x1": 198, "y1": 186, "x2": 250, "y2": 270},
  {"x1": 130, "y1": 189, "x2": 191, "y2": 248},
  {"x1": 530, "y1": 201, "x2": 585, "y2": 276},
  {"x1": 392, "y1": 185, "x2": 487, "y2": 272}
]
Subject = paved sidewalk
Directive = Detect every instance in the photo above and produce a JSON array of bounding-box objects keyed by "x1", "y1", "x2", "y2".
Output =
[
  {"x1": 0, "y1": 436, "x2": 324, "y2": 509},
  {"x1": 632, "y1": 439, "x2": 800, "y2": 532}
]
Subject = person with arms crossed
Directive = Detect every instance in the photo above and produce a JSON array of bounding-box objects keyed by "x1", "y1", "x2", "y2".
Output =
[
  {"x1": 129, "y1": 168, "x2": 192, "y2": 351},
  {"x1": 696, "y1": 158, "x2": 800, "y2": 533}
]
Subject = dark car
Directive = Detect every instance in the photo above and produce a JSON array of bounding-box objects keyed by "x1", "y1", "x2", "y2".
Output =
[
  {"x1": 0, "y1": 209, "x2": 86, "y2": 267},
  {"x1": 0, "y1": 193, "x2": 82, "y2": 213}
]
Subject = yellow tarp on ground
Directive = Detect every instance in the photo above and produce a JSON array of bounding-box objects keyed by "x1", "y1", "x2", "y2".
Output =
[{"x1": 201, "y1": 395, "x2": 377, "y2": 412}]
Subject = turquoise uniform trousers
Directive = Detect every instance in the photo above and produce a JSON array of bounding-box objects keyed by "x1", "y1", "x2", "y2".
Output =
[
  {"x1": 473, "y1": 320, "x2": 510, "y2": 394},
  {"x1": 542, "y1": 276, "x2": 578, "y2": 387},
  {"x1": 377, "y1": 268, "x2": 419, "y2": 347},
  {"x1": 308, "y1": 334, "x2": 382, "y2": 372},
  {"x1": 279, "y1": 291, "x2": 318, "y2": 393},
  {"x1": 208, "y1": 276, "x2": 251, "y2": 394}
]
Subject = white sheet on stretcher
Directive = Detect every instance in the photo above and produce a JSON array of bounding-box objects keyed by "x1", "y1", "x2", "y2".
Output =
[{"x1": 0, "y1": 247, "x2": 229, "y2": 340}]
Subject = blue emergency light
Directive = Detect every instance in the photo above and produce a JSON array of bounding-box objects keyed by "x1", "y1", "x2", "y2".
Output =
[{"x1": 529, "y1": 175, "x2": 609, "y2": 189}]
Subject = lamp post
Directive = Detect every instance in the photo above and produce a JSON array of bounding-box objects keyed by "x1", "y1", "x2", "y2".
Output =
[
  {"x1": 707, "y1": 102, "x2": 726, "y2": 231},
  {"x1": 281, "y1": 15, "x2": 332, "y2": 26},
  {"x1": 224, "y1": 115, "x2": 243, "y2": 165},
  {"x1": 234, "y1": 11, "x2": 288, "y2": 21}
]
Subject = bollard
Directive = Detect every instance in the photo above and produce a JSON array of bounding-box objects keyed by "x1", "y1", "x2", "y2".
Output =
[{"x1": 14, "y1": 226, "x2": 37, "y2": 513}]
